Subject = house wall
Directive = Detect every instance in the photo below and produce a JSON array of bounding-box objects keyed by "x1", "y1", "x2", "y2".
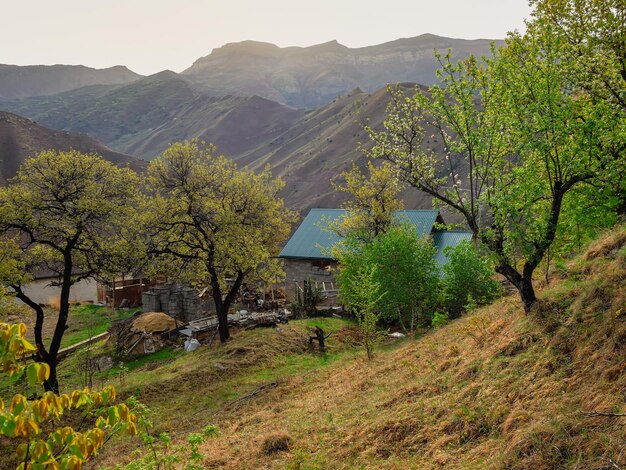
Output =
[
  {"x1": 282, "y1": 259, "x2": 338, "y2": 301},
  {"x1": 19, "y1": 278, "x2": 98, "y2": 305}
]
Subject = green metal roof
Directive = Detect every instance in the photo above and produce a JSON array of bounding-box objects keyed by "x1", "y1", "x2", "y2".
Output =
[
  {"x1": 279, "y1": 209, "x2": 442, "y2": 260},
  {"x1": 432, "y1": 230, "x2": 474, "y2": 266}
]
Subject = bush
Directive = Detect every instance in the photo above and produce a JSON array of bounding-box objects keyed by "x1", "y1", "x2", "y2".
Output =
[
  {"x1": 431, "y1": 311, "x2": 449, "y2": 328},
  {"x1": 336, "y1": 224, "x2": 440, "y2": 329},
  {"x1": 442, "y1": 241, "x2": 501, "y2": 318},
  {"x1": 292, "y1": 278, "x2": 325, "y2": 318}
]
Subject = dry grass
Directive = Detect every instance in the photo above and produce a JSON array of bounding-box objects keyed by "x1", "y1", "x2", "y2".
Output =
[{"x1": 190, "y1": 225, "x2": 626, "y2": 469}]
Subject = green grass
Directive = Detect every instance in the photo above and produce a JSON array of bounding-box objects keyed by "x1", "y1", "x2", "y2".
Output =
[{"x1": 60, "y1": 305, "x2": 138, "y2": 348}]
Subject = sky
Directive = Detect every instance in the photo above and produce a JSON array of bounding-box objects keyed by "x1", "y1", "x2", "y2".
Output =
[{"x1": 2, "y1": 0, "x2": 532, "y2": 76}]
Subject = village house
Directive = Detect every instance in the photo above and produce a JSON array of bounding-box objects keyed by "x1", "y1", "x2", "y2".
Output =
[
  {"x1": 279, "y1": 209, "x2": 472, "y2": 300},
  {"x1": 19, "y1": 268, "x2": 99, "y2": 306}
]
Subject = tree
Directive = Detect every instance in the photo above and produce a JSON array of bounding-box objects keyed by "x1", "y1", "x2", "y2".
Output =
[
  {"x1": 0, "y1": 150, "x2": 142, "y2": 393},
  {"x1": 330, "y1": 161, "x2": 404, "y2": 241},
  {"x1": 529, "y1": 0, "x2": 626, "y2": 112},
  {"x1": 339, "y1": 263, "x2": 385, "y2": 360},
  {"x1": 441, "y1": 241, "x2": 501, "y2": 318},
  {"x1": 366, "y1": 28, "x2": 610, "y2": 312},
  {"x1": 335, "y1": 224, "x2": 439, "y2": 330},
  {"x1": 0, "y1": 318, "x2": 137, "y2": 469},
  {"x1": 145, "y1": 140, "x2": 295, "y2": 343},
  {"x1": 528, "y1": 0, "x2": 626, "y2": 215}
]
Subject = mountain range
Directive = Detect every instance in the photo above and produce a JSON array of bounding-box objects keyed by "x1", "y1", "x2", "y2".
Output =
[
  {"x1": 0, "y1": 34, "x2": 496, "y2": 212},
  {"x1": 0, "y1": 64, "x2": 140, "y2": 99}
]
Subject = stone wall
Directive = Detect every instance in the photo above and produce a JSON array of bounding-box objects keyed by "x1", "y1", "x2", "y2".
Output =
[
  {"x1": 282, "y1": 259, "x2": 338, "y2": 301},
  {"x1": 142, "y1": 283, "x2": 207, "y2": 322}
]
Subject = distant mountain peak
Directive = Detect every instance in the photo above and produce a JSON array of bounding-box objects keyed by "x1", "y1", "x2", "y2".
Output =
[{"x1": 182, "y1": 34, "x2": 501, "y2": 108}]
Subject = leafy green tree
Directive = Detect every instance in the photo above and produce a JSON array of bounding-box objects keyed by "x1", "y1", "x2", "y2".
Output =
[
  {"x1": 339, "y1": 263, "x2": 385, "y2": 359},
  {"x1": 366, "y1": 26, "x2": 612, "y2": 312},
  {"x1": 528, "y1": 0, "x2": 626, "y2": 215},
  {"x1": 441, "y1": 241, "x2": 501, "y2": 318},
  {"x1": 145, "y1": 140, "x2": 295, "y2": 342},
  {"x1": 0, "y1": 319, "x2": 138, "y2": 469},
  {"x1": 335, "y1": 224, "x2": 439, "y2": 329},
  {"x1": 0, "y1": 150, "x2": 142, "y2": 393}
]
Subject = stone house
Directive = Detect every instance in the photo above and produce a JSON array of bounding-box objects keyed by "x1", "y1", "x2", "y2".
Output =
[{"x1": 278, "y1": 209, "x2": 472, "y2": 300}]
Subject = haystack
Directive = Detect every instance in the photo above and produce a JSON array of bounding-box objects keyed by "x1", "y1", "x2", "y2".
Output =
[
  {"x1": 109, "y1": 312, "x2": 179, "y2": 357},
  {"x1": 131, "y1": 312, "x2": 178, "y2": 333}
]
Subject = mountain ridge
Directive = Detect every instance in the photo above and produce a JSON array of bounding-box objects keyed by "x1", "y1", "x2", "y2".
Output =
[
  {"x1": 0, "y1": 64, "x2": 142, "y2": 99},
  {"x1": 183, "y1": 34, "x2": 501, "y2": 108},
  {"x1": 0, "y1": 111, "x2": 146, "y2": 183}
]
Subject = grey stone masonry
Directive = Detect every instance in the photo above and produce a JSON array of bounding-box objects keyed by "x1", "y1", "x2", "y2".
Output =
[
  {"x1": 282, "y1": 259, "x2": 338, "y2": 301},
  {"x1": 142, "y1": 283, "x2": 206, "y2": 322}
]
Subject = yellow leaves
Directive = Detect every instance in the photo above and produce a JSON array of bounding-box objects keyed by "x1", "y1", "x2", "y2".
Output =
[
  {"x1": 331, "y1": 161, "x2": 404, "y2": 241},
  {"x1": 0, "y1": 323, "x2": 37, "y2": 377},
  {"x1": 26, "y1": 363, "x2": 50, "y2": 386},
  {"x1": 0, "y1": 321, "x2": 140, "y2": 468},
  {"x1": 10, "y1": 394, "x2": 27, "y2": 414}
]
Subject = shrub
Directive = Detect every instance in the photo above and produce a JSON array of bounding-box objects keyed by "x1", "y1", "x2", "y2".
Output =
[
  {"x1": 442, "y1": 241, "x2": 501, "y2": 318},
  {"x1": 292, "y1": 278, "x2": 325, "y2": 318},
  {"x1": 336, "y1": 224, "x2": 440, "y2": 329},
  {"x1": 431, "y1": 311, "x2": 449, "y2": 328}
]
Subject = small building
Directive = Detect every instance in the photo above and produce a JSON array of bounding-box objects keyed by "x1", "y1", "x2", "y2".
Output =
[
  {"x1": 19, "y1": 268, "x2": 98, "y2": 306},
  {"x1": 97, "y1": 277, "x2": 156, "y2": 308},
  {"x1": 278, "y1": 209, "x2": 472, "y2": 300}
]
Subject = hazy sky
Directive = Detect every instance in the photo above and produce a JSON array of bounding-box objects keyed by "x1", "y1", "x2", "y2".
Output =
[{"x1": 3, "y1": 0, "x2": 531, "y2": 75}]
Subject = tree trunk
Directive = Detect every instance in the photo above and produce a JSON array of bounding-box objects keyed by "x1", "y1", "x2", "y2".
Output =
[
  {"x1": 209, "y1": 267, "x2": 245, "y2": 343},
  {"x1": 43, "y1": 360, "x2": 59, "y2": 394},
  {"x1": 518, "y1": 274, "x2": 537, "y2": 313},
  {"x1": 12, "y1": 287, "x2": 59, "y2": 392},
  {"x1": 495, "y1": 263, "x2": 537, "y2": 313},
  {"x1": 215, "y1": 305, "x2": 230, "y2": 343},
  {"x1": 44, "y1": 250, "x2": 74, "y2": 394}
]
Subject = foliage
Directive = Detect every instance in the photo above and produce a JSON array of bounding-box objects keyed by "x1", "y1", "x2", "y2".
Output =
[
  {"x1": 365, "y1": 21, "x2": 621, "y2": 311},
  {"x1": 0, "y1": 321, "x2": 137, "y2": 469},
  {"x1": 144, "y1": 140, "x2": 295, "y2": 342},
  {"x1": 348, "y1": 265, "x2": 385, "y2": 359},
  {"x1": 441, "y1": 241, "x2": 501, "y2": 318},
  {"x1": 528, "y1": 0, "x2": 626, "y2": 217},
  {"x1": 330, "y1": 161, "x2": 404, "y2": 241},
  {"x1": 0, "y1": 150, "x2": 143, "y2": 392},
  {"x1": 120, "y1": 396, "x2": 217, "y2": 470},
  {"x1": 292, "y1": 279, "x2": 324, "y2": 319},
  {"x1": 335, "y1": 225, "x2": 439, "y2": 328},
  {"x1": 430, "y1": 311, "x2": 449, "y2": 329}
]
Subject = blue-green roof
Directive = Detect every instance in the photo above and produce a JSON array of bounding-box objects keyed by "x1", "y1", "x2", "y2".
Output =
[
  {"x1": 279, "y1": 209, "x2": 443, "y2": 260},
  {"x1": 432, "y1": 230, "x2": 474, "y2": 266}
]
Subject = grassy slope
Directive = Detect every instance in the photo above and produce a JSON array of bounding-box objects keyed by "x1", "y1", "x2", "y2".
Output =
[
  {"x1": 95, "y1": 224, "x2": 624, "y2": 469},
  {"x1": 187, "y1": 226, "x2": 625, "y2": 469},
  {"x1": 8, "y1": 226, "x2": 623, "y2": 469}
]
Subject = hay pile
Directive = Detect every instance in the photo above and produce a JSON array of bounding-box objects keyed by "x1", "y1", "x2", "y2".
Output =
[{"x1": 109, "y1": 311, "x2": 178, "y2": 356}]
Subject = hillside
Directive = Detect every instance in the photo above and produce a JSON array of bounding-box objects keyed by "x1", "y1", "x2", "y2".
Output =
[
  {"x1": 0, "y1": 81, "x2": 446, "y2": 212},
  {"x1": 183, "y1": 34, "x2": 502, "y2": 108},
  {"x1": 55, "y1": 224, "x2": 623, "y2": 469},
  {"x1": 0, "y1": 64, "x2": 141, "y2": 99},
  {"x1": 239, "y1": 84, "x2": 448, "y2": 212},
  {"x1": 0, "y1": 72, "x2": 304, "y2": 160},
  {"x1": 0, "y1": 111, "x2": 146, "y2": 182}
]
